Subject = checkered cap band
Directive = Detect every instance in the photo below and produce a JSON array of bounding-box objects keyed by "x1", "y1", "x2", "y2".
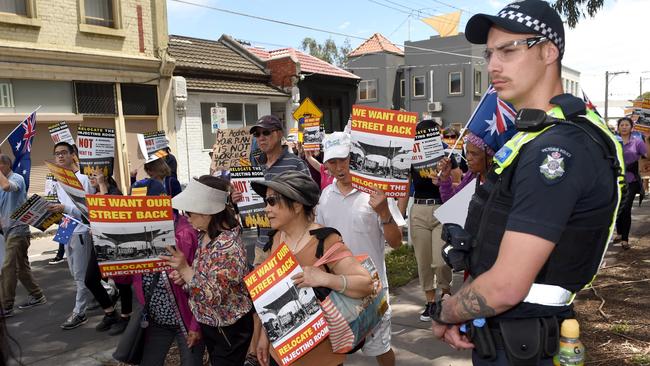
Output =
[{"x1": 497, "y1": 9, "x2": 564, "y2": 55}]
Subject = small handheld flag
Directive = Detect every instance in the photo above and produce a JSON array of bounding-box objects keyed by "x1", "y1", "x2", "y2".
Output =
[
  {"x1": 6, "y1": 111, "x2": 37, "y2": 190},
  {"x1": 53, "y1": 215, "x2": 79, "y2": 245},
  {"x1": 467, "y1": 86, "x2": 517, "y2": 152}
]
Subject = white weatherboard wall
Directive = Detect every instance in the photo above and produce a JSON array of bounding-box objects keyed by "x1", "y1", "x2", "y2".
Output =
[{"x1": 175, "y1": 92, "x2": 272, "y2": 184}]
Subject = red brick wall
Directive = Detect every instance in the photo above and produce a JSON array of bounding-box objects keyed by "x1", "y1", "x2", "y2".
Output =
[{"x1": 267, "y1": 57, "x2": 297, "y2": 88}]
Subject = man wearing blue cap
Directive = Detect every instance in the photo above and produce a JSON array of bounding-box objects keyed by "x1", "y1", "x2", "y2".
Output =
[{"x1": 428, "y1": 1, "x2": 625, "y2": 365}]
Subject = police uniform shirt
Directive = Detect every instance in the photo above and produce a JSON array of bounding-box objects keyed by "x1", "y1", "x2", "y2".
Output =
[
  {"x1": 501, "y1": 123, "x2": 616, "y2": 318},
  {"x1": 507, "y1": 124, "x2": 615, "y2": 242}
]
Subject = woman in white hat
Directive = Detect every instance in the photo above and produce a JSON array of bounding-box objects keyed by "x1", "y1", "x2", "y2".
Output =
[{"x1": 161, "y1": 175, "x2": 253, "y2": 366}]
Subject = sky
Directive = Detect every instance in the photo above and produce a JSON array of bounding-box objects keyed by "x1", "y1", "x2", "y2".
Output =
[{"x1": 167, "y1": 0, "x2": 649, "y2": 105}]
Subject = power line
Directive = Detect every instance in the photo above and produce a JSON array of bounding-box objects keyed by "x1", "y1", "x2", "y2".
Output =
[
  {"x1": 169, "y1": 0, "x2": 482, "y2": 59},
  {"x1": 367, "y1": 0, "x2": 413, "y2": 15},
  {"x1": 429, "y1": 0, "x2": 475, "y2": 15},
  {"x1": 369, "y1": 0, "x2": 468, "y2": 28},
  {"x1": 389, "y1": 13, "x2": 412, "y2": 37}
]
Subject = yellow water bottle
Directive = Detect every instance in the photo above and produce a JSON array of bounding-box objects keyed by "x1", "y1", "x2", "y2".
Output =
[{"x1": 553, "y1": 319, "x2": 585, "y2": 366}]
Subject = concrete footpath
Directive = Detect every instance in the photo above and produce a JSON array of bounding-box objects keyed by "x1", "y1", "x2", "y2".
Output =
[{"x1": 6, "y1": 198, "x2": 649, "y2": 365}]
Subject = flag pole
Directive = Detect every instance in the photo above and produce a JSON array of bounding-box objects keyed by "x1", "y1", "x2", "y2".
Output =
[
  {"x1": 61, "y1": 213, "x2": 91, "y2": 230},
  {"x1": 0, "y1": 105, "x2": 42, "y2": 147},
  {"x1": 436, "y1": 88, "x2": 493, "y2": 177}
]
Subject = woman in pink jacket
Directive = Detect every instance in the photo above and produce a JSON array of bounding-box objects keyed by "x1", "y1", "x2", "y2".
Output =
[{"x1": 132, "y1": 212, "x2": 204, "y2": 366}]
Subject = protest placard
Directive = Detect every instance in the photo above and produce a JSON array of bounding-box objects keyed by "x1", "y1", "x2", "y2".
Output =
[
  {"x1": 244, "y1": 243, "x2": 329, "y2": 366},
  {"x1": 301, "y1": 117, "x2": 322, "y2": 151},
  {"x1": 87, "y1": 194, "x2": 175, "y2": 277},
  {"x1": 434, "y1": 178, "x2": 476, "y2": 226},
  {"x1": 137, "y1": 131, "x2": 169, "y2": 162},
  {"x1": 44, "y1": 174, "x2": 58, "y2": 203},
  {"x1": 411, "y1": 120, "x2": 444, "y2": 178},
  {"x1": 77, "y1": 126, "x2": 115, "y2": 176},
  {"x1": 48, "y1": 122, "x2": 75, "y2": 145},
  {"x1": 349, "y1": 105, "x2": 418, "y2": 198},
  {"x1": 11, "y1": 194, "x2": 63, "y2": 231},
  {"x1": 230, "y1": 166, "x2": 269, "y2": 228},
  {"x1": 45, "y1": 161, "x2": 89, "y2": 219},
  {"x1": 287, "y1": 128, "x2": 299, "y2": 143},
  {"x1": 212, "y1": 127, "x2": 252, "y2": 169},
  {"x1": 210, "y1": 107, "x2": 228, "y2": 132}
]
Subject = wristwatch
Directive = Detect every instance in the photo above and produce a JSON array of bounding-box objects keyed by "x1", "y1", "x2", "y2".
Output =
[
  {"x1": 430, "y1": 299, "x2": 454, "y2": 325},
  {"x1": 381, "y1": 215, "x2": 394, "y2": 225}
]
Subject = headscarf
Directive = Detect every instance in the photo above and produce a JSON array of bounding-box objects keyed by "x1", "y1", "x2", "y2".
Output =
[{"x1": 463, "y1": 132, "x2": 495, "y2": 157}]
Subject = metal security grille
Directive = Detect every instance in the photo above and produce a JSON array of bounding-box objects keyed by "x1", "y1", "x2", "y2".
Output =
[
  {"x1": 121, "y1": 84, "x2": 158, "y2": 115},
  {"x1": 74, "y1": 82, "x2": 116, "y2": 115}
]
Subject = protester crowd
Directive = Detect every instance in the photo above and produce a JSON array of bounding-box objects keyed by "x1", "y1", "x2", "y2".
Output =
[{"x1": 1, "y1": 1, "x2": 649, "y2": 365}]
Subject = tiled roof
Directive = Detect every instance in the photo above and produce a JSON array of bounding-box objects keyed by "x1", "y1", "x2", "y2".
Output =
[
  {"x1": 185, "y1": 77, "x2": 289, "y2": 97},
  {"x1": 169, "y1": 35, "x2": 266, "y2": 76},
  {"x1": 247, "y1": 46, "x2": 360, "y2": 80},
  {"x1": 348, "y1": 33, "x2": 404, "y2": 57}
]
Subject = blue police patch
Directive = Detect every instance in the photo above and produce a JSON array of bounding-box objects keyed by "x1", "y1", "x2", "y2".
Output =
[
  {"x1": 538, "y1": 146, "x2": 572, "y2": 185},
  {"x1": 495, "y1": 146, "x2": 512, "y2": 164}
]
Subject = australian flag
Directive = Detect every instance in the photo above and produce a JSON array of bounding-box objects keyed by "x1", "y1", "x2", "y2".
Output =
[
  {"x1": 53, "y1": 215, "x2": 79, "y2": 245},
  {"x1": 7, "y1": 111, "x2": 36, "y2": 190},
  {"x1": 467, "y1": 86, "x2": 517, "y2": 152}
]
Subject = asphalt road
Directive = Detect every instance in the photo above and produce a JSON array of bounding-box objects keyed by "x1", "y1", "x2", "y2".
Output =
[{"x1": 5, "y1": 229, "x2": 260, "y2": 366}]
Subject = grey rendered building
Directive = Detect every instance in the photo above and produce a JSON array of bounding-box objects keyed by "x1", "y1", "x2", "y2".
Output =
[{"x1": 347, "y1": 33, "x2": 488, "y2": 131}]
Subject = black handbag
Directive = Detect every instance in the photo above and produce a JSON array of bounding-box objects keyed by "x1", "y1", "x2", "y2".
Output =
[{"x1": 112, "y1": 273, "x2": 161, "y2": 364}]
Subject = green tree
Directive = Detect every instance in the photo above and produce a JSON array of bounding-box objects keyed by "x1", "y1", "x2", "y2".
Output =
[
  {"x1": 638, "y1": 92, "x2": 650, "y2": 100},
  {"x1": 553, "y1": 0, "x2": 605, "y2": 28},
  {"x1": 300, "y1": 37, "x2": 352, "y2": 67}
]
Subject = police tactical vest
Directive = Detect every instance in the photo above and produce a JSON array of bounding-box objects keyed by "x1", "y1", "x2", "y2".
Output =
[{"x1": 464, "y1": 96, "x2": 625, "y2": 308}]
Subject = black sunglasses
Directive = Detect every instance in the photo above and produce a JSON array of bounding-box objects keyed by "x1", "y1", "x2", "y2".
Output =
[
  {"x1": 264, "y1": 194, "x2": 282, "y2": 207},
  {"x1": 253, "y1": 129, "x2": 276, "y2": 138}
]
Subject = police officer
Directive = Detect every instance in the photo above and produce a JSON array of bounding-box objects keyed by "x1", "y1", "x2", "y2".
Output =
[{"x1": 429, "y1": 1, "x2": 625, "y2": 365}]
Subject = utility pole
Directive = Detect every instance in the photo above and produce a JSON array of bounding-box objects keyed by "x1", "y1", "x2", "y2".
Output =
[
  {"x1": 604, "y1": 70, "x2": 628, "y2": 123},
  {"x1": 605, "y1": 71, "x2": 609, "y2": 123},
  {"x1": 641, "y1": 71, "x2": 650, "y2": 99}
]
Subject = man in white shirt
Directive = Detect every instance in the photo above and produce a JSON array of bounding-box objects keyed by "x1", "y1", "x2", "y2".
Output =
[
  {"x1": 48, "y1": 142, "x2": 96, "y2": 330},
  {"x1": 315, "y1": 132, "x2": 403, "y2": 366}
]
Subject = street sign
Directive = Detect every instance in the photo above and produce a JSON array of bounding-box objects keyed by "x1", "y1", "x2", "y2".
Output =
[
  {"x1": 211, "y1": 107, "x2": 228, "y2": 132},
  {"x1": 292, "y1": 97, "x2": 323, "y2": 121}
]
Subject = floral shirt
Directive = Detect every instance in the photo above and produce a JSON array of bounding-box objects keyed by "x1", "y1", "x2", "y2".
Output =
[{"x1": 187, "y1": 226, "x2": 252, "y2": 327}]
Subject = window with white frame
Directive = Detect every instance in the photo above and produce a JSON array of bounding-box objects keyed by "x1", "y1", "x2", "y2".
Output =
[
  {"x1": 0, "y1": 0, "x2": 26, "y2": 15},
  {"x1": 358, "y1": 80, "x2": 377, "y2": 101},
  {"x1": 84, "y1": 0, "x2": 117, "y2": 27},
  {"x1": 413, "y1": 76, "x2": 425, "y2": 97},
  {"x1": 0, "y1": 0, "x2": 39, "y2": 27},
  {"x1": 474, "y1": 70, "x2": 482, "y2": 96},
  {"x1": 400, "y1": 79, "x2": 405, "y2": 98},
  {"x1": 0, "y1": 82, "x2": 14, "y2": 108},
  {"x1": 449, "y1": 71, "x2": 462, "y2": 95},
  {"x1": 201, "y1": 102, "x2": 258, "y2": 149}
]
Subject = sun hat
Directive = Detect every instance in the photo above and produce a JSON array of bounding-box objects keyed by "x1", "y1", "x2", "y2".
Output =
[{"x1": 171, "y1": 178, "x2": 228, "y2": 215}]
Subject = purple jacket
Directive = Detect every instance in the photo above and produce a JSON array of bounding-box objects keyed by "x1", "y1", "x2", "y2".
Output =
[
  {"x1": 440, "y1": 171, "x2": 479, "y2": 203},
  {"x1": 132, "y1": 215, "x2": 201, "y2": 333}
]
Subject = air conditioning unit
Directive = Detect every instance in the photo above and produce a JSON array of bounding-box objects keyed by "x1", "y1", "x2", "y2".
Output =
[
  {"x1": 173, "y1": 76, "x2": 187, "y2": 112},
  {"x1": 427, "y1": 102, "x2": 442, "y2": 112},
  {"x1": 431, "y1": 117, "x2": 443, "y2": 125},
  {"x1": 173, "y1": 76, "x2": 187, "y2": 101}
]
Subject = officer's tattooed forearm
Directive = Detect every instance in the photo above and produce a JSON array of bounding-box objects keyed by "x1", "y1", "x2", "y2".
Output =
[{"x1": 443, "y1": 285, "x2": 496, "y2": 323}]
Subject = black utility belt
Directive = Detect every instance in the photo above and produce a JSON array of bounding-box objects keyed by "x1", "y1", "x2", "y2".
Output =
[
  {"x1": 466, "y1": 316, "x2": 560, "y2": 366},
  {"x1": 413, "y1": 198, "x2": 442, "y2": 205}
]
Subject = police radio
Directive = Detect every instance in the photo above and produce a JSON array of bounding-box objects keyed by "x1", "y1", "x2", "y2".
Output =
[{"x1": 440, "y1": 223, "x2": 472, "y2": 272}]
